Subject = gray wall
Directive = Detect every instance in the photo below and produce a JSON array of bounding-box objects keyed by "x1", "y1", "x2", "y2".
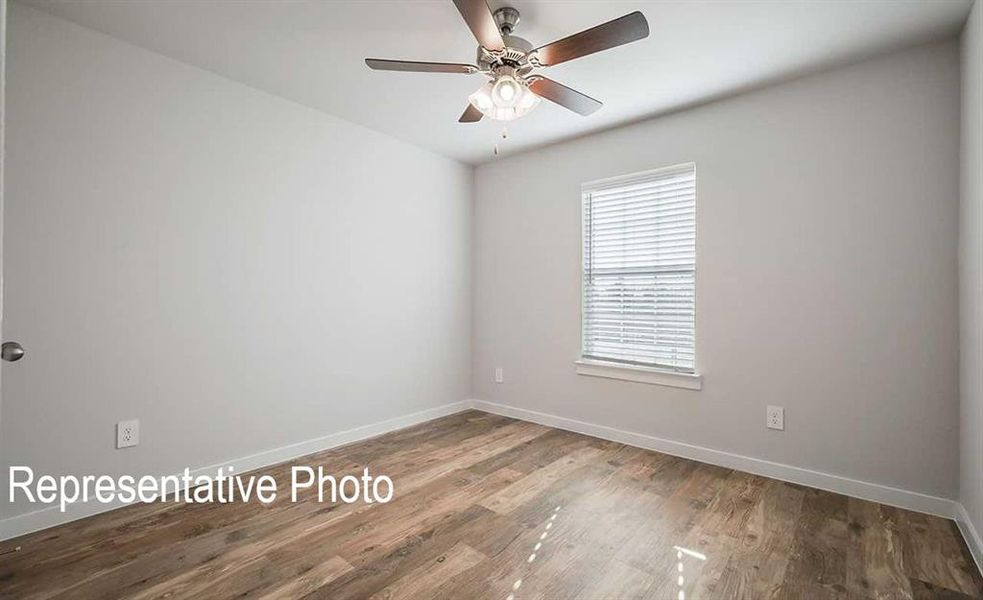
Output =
[
  {"x1": 0, "y1": 4, "x2": 472, "y2": 520},
  {"x1": 473, "y1": 41, "x2": 961, "y2": 499},
  {"x1": 960, "y1": 0, "x2": 983, "y2": 552}
]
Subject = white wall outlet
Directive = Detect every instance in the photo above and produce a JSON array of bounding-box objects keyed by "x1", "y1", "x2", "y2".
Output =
[
  {"x1": 117, "y1": 419, "x2": 139, "y2": 448},
  {"x1": 766, "y1": 406, "x2": 784, "y2": 431},
  {"x1": 494, "y1": 367, "x2": 504, "y2": 384}
]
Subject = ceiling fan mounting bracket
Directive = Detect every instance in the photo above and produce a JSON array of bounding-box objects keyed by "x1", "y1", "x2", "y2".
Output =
[{"x1": 493, "y1": 6, "x2": 520, "y2": 36}]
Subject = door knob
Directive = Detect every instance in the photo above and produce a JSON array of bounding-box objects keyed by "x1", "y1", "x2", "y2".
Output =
[{"x1": 2, "y1": 341, "x2": 25, "y2": 362}]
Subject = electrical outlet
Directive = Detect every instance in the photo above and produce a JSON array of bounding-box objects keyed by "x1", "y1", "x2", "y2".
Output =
[
  {"x1": 117, "y1": 419, "x2": 139, "y2": 448},
  {"x1": 766, "y1": 406, "x2": 784, "y2": 431},
  {"x1": 495, "y1": 367, "x2": 504, "y2": 384}
]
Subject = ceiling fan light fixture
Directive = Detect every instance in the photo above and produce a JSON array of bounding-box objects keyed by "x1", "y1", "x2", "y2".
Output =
[
  {"x1": 468, "y1": 76, "x2": 539, "y2": 121},
  {"x1": 366, "y1": 3, "x2": 650, "y2": 124},
  {"x1": 491, "y1": 75, "x2": 520, "y2": 106},
  {"x1": 470, "y1": 82, "x2": 495, "y2": 111}
]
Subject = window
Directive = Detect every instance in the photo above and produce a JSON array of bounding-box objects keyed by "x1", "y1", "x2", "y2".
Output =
[{"x1": 579, "y1": 163, "x2": 698, "y2": 385}]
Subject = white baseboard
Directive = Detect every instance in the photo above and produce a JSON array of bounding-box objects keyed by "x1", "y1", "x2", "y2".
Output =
[
  {"x1": 5, "y1": 396, "x2": 978, "y2": 580},
  {"x1": 956, "y1": 502, "x2": 983, "y2": 577},
  {"x1": 0, "y1": 400, "x2": 471, "y2": 542},
  {"x1": 470, "y1": 399, "x2": 958, "y2": 519}
]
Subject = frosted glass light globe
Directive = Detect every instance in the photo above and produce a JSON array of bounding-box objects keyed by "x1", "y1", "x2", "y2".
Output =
[
  {"x1": 492, "y1": 76, "x2": 520, "y2": 107},
  {"x1": 468, "y1": 77, "x2": 540, "y2": 122}
]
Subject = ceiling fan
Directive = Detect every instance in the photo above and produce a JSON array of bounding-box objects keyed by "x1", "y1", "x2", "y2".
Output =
[{"x1": 365, "y1": 0, "x2": 649, "y2": 123}]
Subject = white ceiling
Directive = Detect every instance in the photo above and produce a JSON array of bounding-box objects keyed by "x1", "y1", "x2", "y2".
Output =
[{"x1": 18, "y1": 0, "x2": 974, "y2": 165}]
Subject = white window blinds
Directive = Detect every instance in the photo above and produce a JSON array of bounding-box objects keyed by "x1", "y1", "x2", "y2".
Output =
[{"x1": 581, "y1": 163, "x2": 696, "y2": 372}]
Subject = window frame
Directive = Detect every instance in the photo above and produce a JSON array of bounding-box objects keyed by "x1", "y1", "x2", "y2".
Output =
[{"x1": 576, "y1": 162, "x2": 701, "y2": 389}]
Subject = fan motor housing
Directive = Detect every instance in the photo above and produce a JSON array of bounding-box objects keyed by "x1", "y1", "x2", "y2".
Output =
[{"x1": 476, "y1": 7, "x2": 532, "y2": 70}]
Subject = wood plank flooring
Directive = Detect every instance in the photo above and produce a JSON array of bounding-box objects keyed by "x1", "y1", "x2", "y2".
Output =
[{"x1": 1, "y1": 410, "x2": 980, "y2": 599}]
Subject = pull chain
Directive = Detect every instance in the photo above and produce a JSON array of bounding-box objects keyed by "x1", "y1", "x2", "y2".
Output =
[{"x1": 493, "y1": 127, "x2": 509, "y2": 157}]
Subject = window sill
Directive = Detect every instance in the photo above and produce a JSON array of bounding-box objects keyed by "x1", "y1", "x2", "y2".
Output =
[{"x1": 574, "y1": 359, "x2": 703, "y2": 390}]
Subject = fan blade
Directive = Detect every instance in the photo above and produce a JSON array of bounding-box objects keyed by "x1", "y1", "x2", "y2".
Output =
[
  {"x1": 459, "y1": 104, "x2": 483, "y2": 123},
  {"x1": 528, "y1": 77, "x2": 602, "y2": 116},
  {"x1": 532, "y1": 11, "x2": 649, "y2": 67},
  {"x1": 452, "y1": 0, "x2": 505, "y2": 51},
  {"x1": 365, "y1": 58, "x2": 477, "y2": 74}
]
